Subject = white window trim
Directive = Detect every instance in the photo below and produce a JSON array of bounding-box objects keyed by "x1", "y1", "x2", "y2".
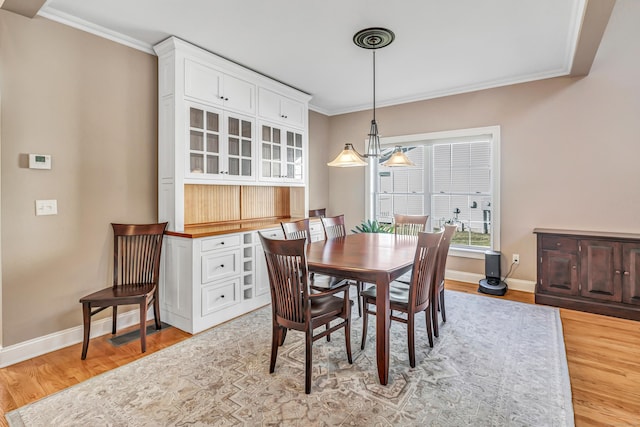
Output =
[{"x1": 365, "y1": 125, "x2": 501, "y2": 258}]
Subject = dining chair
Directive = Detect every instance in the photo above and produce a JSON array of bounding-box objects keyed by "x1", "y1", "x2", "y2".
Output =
[
  {"x1": 259, "y1": 233, "x2": 353, "y2": 394},
  {"x1": 320, "y1": 215, "x2": 364, "y2": 317},
  {"x1": 308, "y1": 208, "x2": 326, "y2": 218},
  {"x1": 431, "y1": 224, "x2": 458, "y2": 337},
  {"x1": 394, "y1": 214, "x2": 429, "y2": 236},
  {"x1": 280, "y1": 218, "x2": 348, "y2": 290},
  {"x1": 79, "y1": 222, "x2": 168, "y2": 360},
  {"x1": 360, "y1": 231, "x2": 442, "y2": 368}
]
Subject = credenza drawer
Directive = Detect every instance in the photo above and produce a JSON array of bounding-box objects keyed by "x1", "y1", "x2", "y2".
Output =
[
  {"x1": 201, "y1": 235, "x2": 241, "y2": 252},
  {"x1": 201, "y1": 279, "x2": 240, "y2": 316},
  {"x1": 201, "y1": 249, "x2": 240, "y2": 284}
]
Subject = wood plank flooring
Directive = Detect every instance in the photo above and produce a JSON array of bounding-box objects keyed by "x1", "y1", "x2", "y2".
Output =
[{"x1": 2, "y1": 281, "x2": 639, "y2": 426}]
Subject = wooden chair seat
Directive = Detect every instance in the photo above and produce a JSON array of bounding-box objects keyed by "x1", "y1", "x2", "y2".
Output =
[{"x1": 80, "y1": 283, "x2": 157, "y2": 304}]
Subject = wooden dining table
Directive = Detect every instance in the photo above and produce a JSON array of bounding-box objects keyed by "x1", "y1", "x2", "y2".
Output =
[{"x1": 306, "y1": 232, "x2": 418, "y2": 385}]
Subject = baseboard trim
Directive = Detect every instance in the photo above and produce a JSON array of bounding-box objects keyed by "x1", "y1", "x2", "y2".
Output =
[
  {"x1": 0, "y1": 309, "x2": 151, "y2": 368},
  {"x1": 446, "y1": 269, "x2": 535, "y2": 293}
]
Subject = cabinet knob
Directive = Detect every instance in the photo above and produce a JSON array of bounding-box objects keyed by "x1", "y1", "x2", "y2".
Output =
[
  {"x1": 220, "y1": 294, "x2": 225, "y2": 298},
  {"x1": 572, "y1": 266, "x2": 576, "y2": 270},
  {"x1": 615, "y1": 270, "x2": 622, "y2": 275},
  {"x1": 623, "y1": 271, "x2": 630, "y2": 276},
  {"x1": 217, "y1": 264, "x2": 225, "y2": 269}
]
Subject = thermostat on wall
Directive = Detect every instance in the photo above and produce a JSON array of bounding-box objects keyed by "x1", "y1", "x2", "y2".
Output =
[{"x1": 29, "y1": 154, "x2": 52, "y2": 170}]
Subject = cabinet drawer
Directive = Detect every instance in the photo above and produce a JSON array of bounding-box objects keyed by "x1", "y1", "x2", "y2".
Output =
[
  {"x1": 541, "y1": 236, "x2": 578, "y2": 252},
  {"x1": 201, "y1": 250, "x2": 240, "y2": 284},
  {"x1": 201, "y1": 279, "x2": 240, "y2": 316},
  {"x1": 259, "y1": 228, "x2": 285, "y2": 240},
  {"x1": 201, "y1": 234, "x2": 241, "y2": 252}
]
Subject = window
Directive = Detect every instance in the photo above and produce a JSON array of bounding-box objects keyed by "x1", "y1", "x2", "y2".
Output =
[{"x1": 366, "y1": 126, "x2": 500, "y2": 257}]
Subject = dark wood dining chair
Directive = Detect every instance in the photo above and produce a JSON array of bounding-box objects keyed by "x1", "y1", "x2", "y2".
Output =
[
  {"x1": 259, "y1": 233, "x2": 352, "y2": 394},
  {"x1": 280, "y1": 218, "x2": 348, "y2": 291},
  {"x1": 308, "y1": 208, "x2": 326, "y2": 218},
  {"x1": 79, "y1": 222, "x2": 168, "y2": 360},
  {"x1": 432, "y1": 224, "x2": 458, "y2": 337},
  {"x1": 320, "y1": 215, "x2": 364, "y2": 317},
  {"x1": 394, "y1": 213, "x2": 429, "y2": 236},
  {"x1": 360, "y1": 231, "x2": 442, "y2": 368}
]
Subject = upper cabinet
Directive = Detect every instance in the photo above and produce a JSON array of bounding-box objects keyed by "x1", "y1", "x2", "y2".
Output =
[
  {"x1": 154, "y1": 37, "x2": 311, "y2": 231},
  {"x1": 258, "y1": 88, "x2": 305, "y2": 129},
  {"x1": 185, "y1": 59, "x2": 255, "y2": 115}
]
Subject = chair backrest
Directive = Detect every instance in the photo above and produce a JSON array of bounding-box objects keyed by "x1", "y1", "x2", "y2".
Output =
[
  {"x1": 320, "y1": 214, "x2": 347, "y2": 240},
  {"x1": 308, "y1": 208, "x2": 326, "y2": 218},
  {"x1": 394, "y1": 214, "x2": 429, "y2": 236},
  {"x1": 433, "y1": 224, "x2": 457, "y2": 289},
  {"x1": 259, "y1": 233, "x2": 309, "y2": 326},
  {"x1": 281, "y1": 218, "x2": 311, "y2": 243},
  {"x1": 406, "y1": 231, "x2": 442, "y2": 312},
  {"x1": 111, "y1": 223, "x2": 168, "y2": 287}
]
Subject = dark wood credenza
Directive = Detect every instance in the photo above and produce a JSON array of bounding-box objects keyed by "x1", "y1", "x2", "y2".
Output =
[{"x1": 534, "y1": 228, "x2": 640, "y2": 321}]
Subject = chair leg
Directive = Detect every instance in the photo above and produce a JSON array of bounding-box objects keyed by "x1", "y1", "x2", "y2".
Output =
[
  {"x1": 139, "y1": 302, "x2": 147, "y2": 353},
  {"x1": 440, "y1": 289, "x2": 446, "y2": 323},
  {"x1": 361, "y1": 298, "x2": 369, "y2": 350},
  {"x1": 153, "y1": 294, "x2": 162, "y2": 330},
  {"x1": 425, "y1": 308, "x2": 434, "y2": 348},
  {"x1": 270, "y1": 323, "x2": 280, "y2": 373},
  {"x1": 305, "y1": 330, "x2": 313, "y2": 394},
  {"x1": 278, "y1": 326, "x2": 288, "y2": 346},
  {"x1": 344, "y1": 316, "x2": 353, "y2": 364},
  {"x1": 432, "y1": 297, "x2": 439, "y2": 338},
  {"x1": 408, "y1": 315, "x2": 416, "y2": 368},
  {"x1": 357, "y1": 282, "x2": 363, "y2": 317},
  {"x1": 112, "y1": 306, "x2": 118, "y2": 335},
  {"x1": 81, "y1": 303, "x2": 91, "y2": 360}
]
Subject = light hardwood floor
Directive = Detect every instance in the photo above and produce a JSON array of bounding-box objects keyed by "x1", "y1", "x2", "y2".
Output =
[{"x1": 1, "y1": 281, "x2": 639, "y2": 426}]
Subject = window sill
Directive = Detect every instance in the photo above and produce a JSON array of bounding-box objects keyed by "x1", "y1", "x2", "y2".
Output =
[{"x1": 449, "y1": 247, "x2": 487, "y2": 260}]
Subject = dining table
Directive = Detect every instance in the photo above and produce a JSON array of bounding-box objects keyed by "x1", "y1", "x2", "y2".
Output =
[{"x1": 306, "y1": 232, "x2": 418, "y2": 385}]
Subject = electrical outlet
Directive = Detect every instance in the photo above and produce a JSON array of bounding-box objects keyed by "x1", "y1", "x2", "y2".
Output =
[{"x1": 512, "y1": 253, "x2": 520, "y2": 264}]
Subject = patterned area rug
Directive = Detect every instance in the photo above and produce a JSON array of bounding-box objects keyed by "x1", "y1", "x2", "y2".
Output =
[{"x1": 6, "y1": 291, "x2": 573, "y2": 426}]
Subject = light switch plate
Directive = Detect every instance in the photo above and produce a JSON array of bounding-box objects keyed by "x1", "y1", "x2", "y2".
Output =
[{"x1": 35, "y1": 200, "x2": 57, "y2": 216}]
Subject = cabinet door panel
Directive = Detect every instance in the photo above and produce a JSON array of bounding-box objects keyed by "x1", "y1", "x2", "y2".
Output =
[
  {"x1": 540, "y1": 249, "x2": 578, "y2": 295},
  {"x1": 580, "y1": 240, "x2": 622, "y2": 302},
  {"x1": 222, "y1": 74, "x2": 255, "y2": 114},
  {"x1": 184, "y1": 59, "x2": 223, "y2": 106},
  {"x1": 254, "y1": 243, "x2": 269, "y2": 297},
  {"x1": 623, "y1": 243, "x2": 640, "y2": 305},
  {"x1": 201, "y1": 279, "x2": 240, "y2": 316}
]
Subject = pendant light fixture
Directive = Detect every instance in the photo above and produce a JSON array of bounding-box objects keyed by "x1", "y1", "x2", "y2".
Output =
[
  {"x1": 382, "y1": 145, "x2": 416, "y2": 167},
  {"x1": 328, "y1": 27, "x2": 414, "y2": 168}
]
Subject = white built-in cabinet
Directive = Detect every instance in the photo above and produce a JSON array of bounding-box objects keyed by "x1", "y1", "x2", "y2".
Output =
[
  {"x1": 154, "y1": 36, "x2": 311, "y2": 334},
  {"x1": 154, "y1": 36, "x2": 311, "y2": 232},
  {"x1": 160, "y1": 227, "x2": 284, "y2": 334}
]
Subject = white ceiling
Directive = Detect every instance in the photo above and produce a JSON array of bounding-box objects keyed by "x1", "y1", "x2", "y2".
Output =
[{"x1": 38, "y1": 0, "x2": 586, "y2": 115}]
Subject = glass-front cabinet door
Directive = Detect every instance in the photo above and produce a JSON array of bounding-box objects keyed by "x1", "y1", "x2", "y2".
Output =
[
  {"x1": 261, "y1": 124, "x2": 283, "y2": 180},
  {"x1": 189, "y1": 106, "x2": 222, "y2": 177},
  {"x1": 285, "y1": 130, "x2": 303, "y2": 180},
  {"x1": 225, "y1": 114, "x2": 254, "y2": 179},
  {"x1": 259, "y1": 123, "x2": 304, "y2": 184},
  {"x1": 187, "y1": 103, "x2": 254, "y2": 182}
]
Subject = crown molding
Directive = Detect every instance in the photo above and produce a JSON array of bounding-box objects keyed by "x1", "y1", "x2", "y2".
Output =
[{"x1": 37, "y1": 6, "x2": 155, "y2": 54}]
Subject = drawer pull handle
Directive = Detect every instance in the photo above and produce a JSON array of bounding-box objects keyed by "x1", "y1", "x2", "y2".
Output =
[
  {"x1": 216, "y1": 264, "x2": 225, "y2": 269},
  {"x1": 624, "y1": 271, "x2": 630, "y2": 276},
  {"x1": 615, "y1": 270, "x2": 621, "y2": 275},
  {"x1": 220, "y1": 294, "x2": 225, "y2": 298}
]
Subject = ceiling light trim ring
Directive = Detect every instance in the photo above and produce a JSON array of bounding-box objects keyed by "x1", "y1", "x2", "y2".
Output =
[{"x1": 353, "y1": 28, "x2": 395, "y2": 50}]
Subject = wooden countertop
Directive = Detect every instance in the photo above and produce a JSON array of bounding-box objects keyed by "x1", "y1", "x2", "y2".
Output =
[
  {"x1": 533, "y1": 228, "x2": 640, "y2": 240},
  {"x1": 166, "y1": 217, "x2": 306, "y2": 238}
]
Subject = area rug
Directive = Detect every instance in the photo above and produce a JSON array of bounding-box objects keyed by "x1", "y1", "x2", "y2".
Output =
[{"x1": 6, "y1": 291, "x2": 573, "y2": 426}]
